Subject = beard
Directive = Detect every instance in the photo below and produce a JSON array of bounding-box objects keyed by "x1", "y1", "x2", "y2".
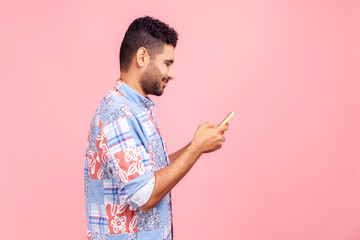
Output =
[{"x1": 140, "y1": 62, "x2": 167, "y2": 96}]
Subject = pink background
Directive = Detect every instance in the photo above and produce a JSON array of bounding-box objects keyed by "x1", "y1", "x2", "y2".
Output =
[{"x1": 1, "y1": 0, "x2": 359, "y2": 239}]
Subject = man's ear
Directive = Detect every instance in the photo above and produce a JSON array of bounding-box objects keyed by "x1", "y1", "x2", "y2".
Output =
[{"x1": 136, "y1": 47, "x2": 149, "y2": 68}]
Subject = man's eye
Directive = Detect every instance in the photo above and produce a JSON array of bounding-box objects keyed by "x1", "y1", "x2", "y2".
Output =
[{"x1": 165, "y1": 63, "x2": 170, "y2": 66}]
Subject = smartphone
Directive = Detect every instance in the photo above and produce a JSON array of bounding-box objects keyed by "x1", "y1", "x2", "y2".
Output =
[{"x1": 220, "y1": 112, "x2": 235, "y2": 125}]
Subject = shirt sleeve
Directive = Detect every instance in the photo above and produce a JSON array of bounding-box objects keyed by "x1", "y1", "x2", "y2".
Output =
[
  {"x1": 100, "y1": 115, "x2": 155, "y2": 210},
  {"x1": 129, "y1": 176, "x2": 155, "y2": 209}
]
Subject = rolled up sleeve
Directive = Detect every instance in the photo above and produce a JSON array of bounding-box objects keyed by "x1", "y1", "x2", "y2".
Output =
[{"x1": 129, "y1": 175, "x2": 155, "y2": 209}]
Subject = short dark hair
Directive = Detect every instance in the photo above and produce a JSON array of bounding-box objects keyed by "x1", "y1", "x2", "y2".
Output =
[{"x1": 119, "y1": 16, "x2": 179, "y2": 72}]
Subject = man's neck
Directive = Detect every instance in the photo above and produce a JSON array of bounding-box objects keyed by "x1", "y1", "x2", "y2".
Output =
[{"x1": 119, "y1": 74, "x2": 147, "y2": 97}]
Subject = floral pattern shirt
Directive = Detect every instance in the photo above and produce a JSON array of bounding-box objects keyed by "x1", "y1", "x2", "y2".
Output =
[{"x1": 84, "y1": 79, "x2": 173, "y2": 240}]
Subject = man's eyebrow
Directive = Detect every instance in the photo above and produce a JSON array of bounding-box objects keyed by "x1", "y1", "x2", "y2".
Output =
[{"x1": 164, "y1": 59, "x2": 174, "y2": 63}]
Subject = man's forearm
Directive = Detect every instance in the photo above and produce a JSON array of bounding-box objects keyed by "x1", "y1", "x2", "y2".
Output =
[
  {"x1": 138, "y1": 143, "x2": 201, "y2": 212},
  {"x1": 168, "y1": 142, "x2": 191, "y2": 163}
]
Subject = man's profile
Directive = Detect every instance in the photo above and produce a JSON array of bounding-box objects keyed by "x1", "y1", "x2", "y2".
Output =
[{"x1": 84, "y1": 16, "x2": 229, "y2": 240}]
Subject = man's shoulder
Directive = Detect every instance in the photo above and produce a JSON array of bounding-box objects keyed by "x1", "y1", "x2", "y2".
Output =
[
  {"x1": 87, "y1": 93, "x2": 136, "y2": 148},
  {"x1": 95, "y1": 92, "x2": 136, "y2": 127}
]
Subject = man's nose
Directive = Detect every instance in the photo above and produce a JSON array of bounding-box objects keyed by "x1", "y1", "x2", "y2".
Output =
[{"x1": 167, "y1": 68, "x2": 175, "y2": 80}]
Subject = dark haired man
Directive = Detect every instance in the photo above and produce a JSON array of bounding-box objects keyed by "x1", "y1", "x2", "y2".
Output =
[{"x1": 84, "y1": 16, "x2": 229, "y2": 240}]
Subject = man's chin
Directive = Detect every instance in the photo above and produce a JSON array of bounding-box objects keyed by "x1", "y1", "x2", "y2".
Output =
[
  {"x1": 146, "y1": 87, "x2": 164, "y2": 96},
  {"x1": 152, "y1": 85, "x2": 164, "y2": 96},
  {"x1": 153, "y1": 90, "x2": 164, "y2": 96}
]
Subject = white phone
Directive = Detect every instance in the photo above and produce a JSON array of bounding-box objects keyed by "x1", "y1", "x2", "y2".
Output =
[{"x1": 220, "y1": 112, "x2": 235, "y2": 126}]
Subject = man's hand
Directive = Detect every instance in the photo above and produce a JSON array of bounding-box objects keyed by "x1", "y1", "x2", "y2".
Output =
[{"x1": 189, "y1": 121, "x2": 229, "y2": 154}]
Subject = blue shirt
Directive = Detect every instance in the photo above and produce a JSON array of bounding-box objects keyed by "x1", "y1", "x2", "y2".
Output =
[{"x1": 84, "y1": 79, "x2": 173, "y2": 240}]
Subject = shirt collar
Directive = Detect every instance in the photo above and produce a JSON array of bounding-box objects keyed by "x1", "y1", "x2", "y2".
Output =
[{"x1": 115, "y1": 78, "x2": 156, "y2": 110}]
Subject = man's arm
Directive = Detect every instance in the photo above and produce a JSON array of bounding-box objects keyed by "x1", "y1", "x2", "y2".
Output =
[
  {"x1": 168, "y1": 142, "x2": 190, "y2": 163},
  {"x1": 138, "y1": 122, "x2": 228, "y2": 212}
]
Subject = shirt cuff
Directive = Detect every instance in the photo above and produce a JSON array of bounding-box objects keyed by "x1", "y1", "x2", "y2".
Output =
[{"x1": 129, "y1": 176, "x2": 155, "y2": 209}]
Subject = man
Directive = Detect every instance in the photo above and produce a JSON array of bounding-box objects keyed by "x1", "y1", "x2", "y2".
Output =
[{"x1": 84, "y1": 16, "x2": 229, "y2": 240}]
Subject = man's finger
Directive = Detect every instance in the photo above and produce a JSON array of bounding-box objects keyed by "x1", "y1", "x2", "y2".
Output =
[{"x1": 217, "y1": 124, "x2": 229, "y2": 132}]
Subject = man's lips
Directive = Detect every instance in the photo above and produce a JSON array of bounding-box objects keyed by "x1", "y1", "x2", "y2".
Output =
[{"x1": 162, "y1": 79, "x2": 169, "y2": 86}]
